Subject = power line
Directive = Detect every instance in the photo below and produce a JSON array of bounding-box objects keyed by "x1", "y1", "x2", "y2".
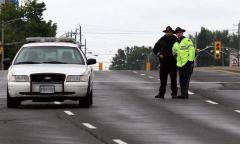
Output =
[{"x1": 84, "y1": 31, "x2": 160, "y2": 35}]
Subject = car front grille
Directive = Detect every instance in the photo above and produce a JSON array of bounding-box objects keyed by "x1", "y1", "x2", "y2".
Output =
[{"x1": 30, "y1": 73, "x2": 66, "y2": 83}]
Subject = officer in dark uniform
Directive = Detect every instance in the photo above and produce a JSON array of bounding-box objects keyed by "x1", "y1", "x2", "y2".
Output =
[{"x1": 153, "y1": 26, "x2": 178, "y2": 99}]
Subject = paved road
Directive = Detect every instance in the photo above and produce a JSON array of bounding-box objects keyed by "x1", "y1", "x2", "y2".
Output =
[{"x1": 0, "y1": 69, "x2": 240, "y2": 144}]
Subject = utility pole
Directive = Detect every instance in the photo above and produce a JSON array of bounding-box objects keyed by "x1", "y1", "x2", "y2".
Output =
[
  {"x1": 79, "y1": 25, "x2": 82, "y2": 49},
  {"x1": 70, "y1": 30, "x2": 73, "y2": 38},
  {"x1": 238, "y1": 21, "x2": 240, "y2": 67},
  {"x1": 65, "y1": 25, "x2": 83, "y2": 51},
  {"x1": 195, "y1": 32, "x2": 198, "y2": 49},
  {"x1": 148, "y1": 47, "x2": 150, "y2": 63},
  {"x1": 84, "y1": 39, "x2": 87, "y2": 55},
  {"x1": 1, "y1": 23, "x2": 4, "y2": 70},
  {"x1": 195, "y1": 32, "x2": 198, "y2": 67},
  {"x1": 222, "y1": 46, "x2": 224, "y2": 66},
  {"x1": 74, "y1": 29, "x2": 77, "y2": 41}
]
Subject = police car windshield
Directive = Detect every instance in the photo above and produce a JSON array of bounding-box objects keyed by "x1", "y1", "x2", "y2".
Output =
[{"x1": 14, "y1": 46, "x2": 85, "y2": 65}]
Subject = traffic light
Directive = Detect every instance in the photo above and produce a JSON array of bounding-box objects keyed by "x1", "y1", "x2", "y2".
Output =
[{"x1": 214, "y1": 41, "x2": 221, "y2": 59}]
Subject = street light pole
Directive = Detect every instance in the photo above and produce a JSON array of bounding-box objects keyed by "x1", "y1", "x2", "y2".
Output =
[
  {"x1": 1, "y1": 17, "x2": 26, "y2": 70},
  {"x1": 238, "y1": 21, "x2": 240, "y2": 67},
  {"x1": 1, "y1": 22, "x2": 4, "y2": 70},
  {"x1": 222, "y1": 46, "x2": 224, "y2": 66}
]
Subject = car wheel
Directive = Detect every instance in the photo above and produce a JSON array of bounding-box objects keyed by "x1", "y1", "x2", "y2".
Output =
[
  {"x1": 79, "y1": 83, "x2": 92, "y2": 108},
  {"x1": 7, "y1": 87, "x2": 21, "y2": 108}
]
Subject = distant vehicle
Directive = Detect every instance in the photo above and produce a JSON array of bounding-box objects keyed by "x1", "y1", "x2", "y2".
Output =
[{"x1": 7, "y1": 37, "x2": 96, "y2": 108}]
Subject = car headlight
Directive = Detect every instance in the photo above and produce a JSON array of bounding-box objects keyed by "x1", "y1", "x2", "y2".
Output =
[
  {"x1": 8, "y1": 75, "x2": 29, "y2": 82},
  {"x1": 66, "y1": 75, "x2": 89, "y2": 82}
]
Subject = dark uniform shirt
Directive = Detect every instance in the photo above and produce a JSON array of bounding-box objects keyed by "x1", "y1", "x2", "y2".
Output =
[{"x1": 153, "y1": 35, "x2": 177, "y2": 61}]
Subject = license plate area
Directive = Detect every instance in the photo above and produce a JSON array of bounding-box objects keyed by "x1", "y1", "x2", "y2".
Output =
[{"x1": 40, "y1": 85, "x2": 55, "y2": 94}]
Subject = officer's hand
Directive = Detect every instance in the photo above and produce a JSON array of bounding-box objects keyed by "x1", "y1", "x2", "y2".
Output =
[
  {"x1": 187, "y1": 61, "x2": 194, "y2": 67},
  {"x1": 159, "y1": 54, "x2": 164, "y2": 59},
  {"x1": 188, "y1": 61, "x2": 194, "y2": 64},
  {"x1": 172, "y1": 51, "x2": 176, "y2": 56},
  {"x1": 174, "y1": 54, "x2": 177, "y2": 59}
]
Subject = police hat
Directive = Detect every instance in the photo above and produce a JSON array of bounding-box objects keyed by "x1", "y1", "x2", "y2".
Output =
[
  {"x1": 162, "y1": 26, "x2": 174, "y2": 33},
  {"x1": 174, "y1": 27, "x2": 186, "y2": 33}
]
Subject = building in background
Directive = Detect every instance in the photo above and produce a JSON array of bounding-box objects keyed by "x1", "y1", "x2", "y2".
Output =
[{"x1": 0, "y1": 0, "x2": 19, "y2": 5}]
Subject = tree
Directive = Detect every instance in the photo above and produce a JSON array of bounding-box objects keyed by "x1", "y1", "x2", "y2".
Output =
[
  {"x1": 111, "y1": 49, "x2": 126, "y2": 70},
  {"x1": 23, "y1": 0, "x2": 57, "y2": 37},
  {"x1": 0, "y1": 0, "x2": 57, "y2": 68},
  {"x1": 110, "y1": 46, "x2": 159, "y2": 70}
]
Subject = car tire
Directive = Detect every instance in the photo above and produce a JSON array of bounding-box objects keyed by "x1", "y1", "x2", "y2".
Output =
[
  {"x1": 7, "y1": 87, "x2": 21, "y2": 108},
  {"x1": 79, "y1": 82, "x2": 92, "y2": 108}
]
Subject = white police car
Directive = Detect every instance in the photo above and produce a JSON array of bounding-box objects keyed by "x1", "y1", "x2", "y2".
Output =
[{"x1": 7, "y1": 37, "x2": 96, "y2": 108}]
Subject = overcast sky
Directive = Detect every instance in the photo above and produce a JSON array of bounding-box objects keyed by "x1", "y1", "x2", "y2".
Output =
[{"x1": 22, "y1": 0, "x2": 240, "y2": 63}]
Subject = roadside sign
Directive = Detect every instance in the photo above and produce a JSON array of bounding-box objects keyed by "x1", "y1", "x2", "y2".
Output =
[
  {"x1": 229, "y1": 51, "x2": 239, "y2": 67},
  {"x1": 232, "y1": 59, "x2": 237, "y2": 65}
]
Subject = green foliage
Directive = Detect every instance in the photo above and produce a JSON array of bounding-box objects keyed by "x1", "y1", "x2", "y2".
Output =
[
  {"x1": 111, "y1": 49, "x2": 126, "y2": 70},
  {"x1": 24, "y1": 0, "x2": 46, "y2": 22},
  {"x1": 195, "y1": 27, "x2": 239, "y2": 67},
  {"x1": 110, "y1": 46, "x2": 159, "y2": 70},
  {"x1": 0, "y1": 0, "x2": 57, "y2": 68},
  {"x1": 22, "y1": 0, "x2": 57, "y2": 37}
]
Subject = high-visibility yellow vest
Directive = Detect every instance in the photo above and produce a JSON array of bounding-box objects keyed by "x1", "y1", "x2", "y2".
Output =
[{"x1": 172, "y1": 37, "x2": 196, "y2": 67}]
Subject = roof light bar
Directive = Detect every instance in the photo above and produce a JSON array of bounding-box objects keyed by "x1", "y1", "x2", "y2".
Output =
[{"x1": 26, "y1": 37, "x2": 76, "y2": 43}]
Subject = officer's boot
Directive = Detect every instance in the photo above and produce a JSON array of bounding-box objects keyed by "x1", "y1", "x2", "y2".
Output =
[
  {"x1": 155, "y1": 94, "x2": 164, "y2": 99},
  {"x1": 171, "y1": 88, "x2": 178, "y2": 99}
]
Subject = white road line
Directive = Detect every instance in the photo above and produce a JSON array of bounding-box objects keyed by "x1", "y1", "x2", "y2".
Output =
[
  {"x1": 218, "y1": 70, "x2": 240, "y2": 75},
  {"x1": 64, "y1": 110, "x2": 75, "y2": 116},
  {"x1": 234, "y1": 110, "x2": 240, "y2": 113},
  {"x1": 190, "y1": 82, "x2": 240, "y2": 84},
  {"x1": 188, "y1": 91, "x2": 194, "y2": 95},
  {"x1": 54, "y1": 101, "x2": 61, "y2": 105},
  {"x1": 148, "y1": 76, "x2": 154, "y2": 79},
  {"x1": 94, "y1": 81, "x2": 240, "y2": 84},
  {"x1": 82, "y1": 123, "x2": 97, "y2": 129},
  {"x1": 95, "y1": 81, "x2": 160, "y2": 83},
  {"x1": 113, "y1": 139, "x2": 128, "y2": 144},
  {"x1": 205, "y1": 100, "x2": 219, "y2": 105},
  {"x1": 132, "y1": 71, "x2": 138, "y2": 74},
  {"x1": 140, "y1": 74, "x2": 145, "y2": 76}
]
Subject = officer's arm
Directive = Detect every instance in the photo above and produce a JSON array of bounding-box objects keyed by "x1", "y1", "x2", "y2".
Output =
[
  {"x1": 153, "y1": 41, "x2": 161, "y2": 56},
  {"x1": 172, "y1": 42, "x2": 178, "y2": 56},
  {"x1": 153, "y1": 39, "x2": 163, "y2": 57},
  {"x1": 188, "y1": 40, "x2": 195, "y2": 61}
]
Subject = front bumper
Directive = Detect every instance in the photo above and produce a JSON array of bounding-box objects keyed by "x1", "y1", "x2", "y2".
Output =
[{"x1": 8, "y1": 82, "x2": 88, "y2": 98}]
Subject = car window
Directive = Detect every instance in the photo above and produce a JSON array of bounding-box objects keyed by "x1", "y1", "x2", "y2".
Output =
[{"x1": 14, "y1": 46, "x2": 85, "y2": 65}]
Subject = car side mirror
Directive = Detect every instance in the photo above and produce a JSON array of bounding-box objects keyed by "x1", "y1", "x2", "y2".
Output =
[{"x1": 87, "y1": 58, "x2": 96, "y2": 65}]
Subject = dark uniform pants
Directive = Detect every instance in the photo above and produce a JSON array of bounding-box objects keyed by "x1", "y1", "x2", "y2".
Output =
[
  {"x1": 178, "y1": 62, "x2": 194, "y2": 97},
  {"x1": 159, "y1": 60, "x2": 177, "y2": 96}
]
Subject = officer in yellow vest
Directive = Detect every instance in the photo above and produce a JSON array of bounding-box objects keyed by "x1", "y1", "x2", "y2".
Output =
[{"x1": 172, "y1": 27, "x2": 196, "y2": 99}]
